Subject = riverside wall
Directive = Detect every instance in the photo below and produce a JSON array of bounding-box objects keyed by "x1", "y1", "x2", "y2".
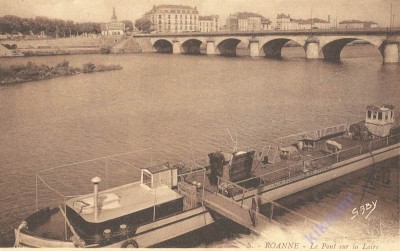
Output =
[{"x1": 0, "y1": 36, "x2": 152, "y2": 57}]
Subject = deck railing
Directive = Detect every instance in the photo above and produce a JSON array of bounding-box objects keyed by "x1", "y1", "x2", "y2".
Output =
[{"x1": 222, "y1": 133, "x2": 400, "y2": 198}]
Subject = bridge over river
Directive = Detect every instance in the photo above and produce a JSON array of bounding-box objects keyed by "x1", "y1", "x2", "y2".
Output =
[{"x1": 132, "y1": 28, "x2": 400, "y2": 63}]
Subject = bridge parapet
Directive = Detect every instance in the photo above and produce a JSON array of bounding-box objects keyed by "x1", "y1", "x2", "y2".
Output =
[{"x1": 133, "y1": 27, "x2": 400, "y2": 38}]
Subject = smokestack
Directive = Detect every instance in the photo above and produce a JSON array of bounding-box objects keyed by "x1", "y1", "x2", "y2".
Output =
[{"x1": 91, "y1": 177, "x2": 102, "y2": 222}]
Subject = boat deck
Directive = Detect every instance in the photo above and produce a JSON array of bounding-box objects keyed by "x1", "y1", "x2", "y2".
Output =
[
  {"x1": 196, "y1": 133, "x2": 399, "y2": 197},
  {"x1": 65, "y1": 184, "x2": 182, "y2": 223},
  {"x1": 251, "y1": 135, "x2": 372, "y2": 185}
]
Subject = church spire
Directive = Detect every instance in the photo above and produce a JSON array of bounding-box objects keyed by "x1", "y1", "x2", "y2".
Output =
[{"x1": 111, "y1": 7, "x2": 117, "y2": 21}]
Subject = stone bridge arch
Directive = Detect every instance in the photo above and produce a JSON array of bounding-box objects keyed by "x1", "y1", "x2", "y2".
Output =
[
  {"x1": 319, "y1": 36, "x2": 385, "y2": 60},
  {"x1": 180, "y1": 38, "x2": 206, "y2": 54},
  {"x1": 258, "y1": 37, "x2": 307, "y2": 58},
  {"x1": 151, "y1": 38, "x2": 173, "y2": 53},
  {"x1": 214, "y1": 37, "x2": 249, "y2": 56}
]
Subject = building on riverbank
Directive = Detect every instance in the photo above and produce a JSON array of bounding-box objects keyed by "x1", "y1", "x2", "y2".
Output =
[
  {"x1": 143, "y1": 5, "x2": 199, "y2": 33},
  {"x1": 226, "y1": 12, "x2": 272, "y2": 31},
  {"x1": 198, "y1": 15, "x2": 219, "y2": 32},
  {"x1": 101, "y1": 7, "x2": 125, "y2": 36},
  {"x1": 276, "y1": 14, "x2": 331, "y2": 30},
  {"x1": 338, "y1": 20, "x2": 379, "y2": 29}
]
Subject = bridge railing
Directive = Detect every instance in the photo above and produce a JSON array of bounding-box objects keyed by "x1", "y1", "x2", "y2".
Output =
[{"x1": 132, "y1": 27, "x2": 400, "y2": 38}]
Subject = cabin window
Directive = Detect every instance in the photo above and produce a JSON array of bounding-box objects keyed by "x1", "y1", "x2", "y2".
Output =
[
  {"x1": 372, "y1": 112, "x2": 377, "y2": 120},
  {"x1": 143, "y1": 172, "x2": 152, "y2": 187},
  {"x1": 391, "y1": 111, "x2": 393, "y2": 119},
  {"x1": 385, "y1": 112, "x2": 389, "y2": 120},
  {"x1": 367, "y1": 110, "x2": 371, "y2": 119},
  {"x1": 378, "y1": 112, "x2": 382, "y2": 120}
]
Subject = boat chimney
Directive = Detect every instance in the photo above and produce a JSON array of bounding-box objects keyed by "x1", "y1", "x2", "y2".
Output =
[{"x1": 91, "y1": 176, "x2": 102, "y2": 222}]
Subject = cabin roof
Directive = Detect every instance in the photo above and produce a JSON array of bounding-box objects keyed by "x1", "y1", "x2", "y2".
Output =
[
  {"x1": 66, "y1": 184, "x2": 182, "y2": 223},
  {"x1": 367, "y1": 104, "x2": 394, "y2": 111},
  {"x1": 142, "y1": 163, "x2": 177, "y2": 174}
]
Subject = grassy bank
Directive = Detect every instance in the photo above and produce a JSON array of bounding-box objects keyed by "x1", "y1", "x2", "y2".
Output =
[
  {"x1": 0, "y1": 60, "x2": 123, "y2": 85},
  {"x1": 20, "y1": 48, "x2": 101, "y2": 57}
]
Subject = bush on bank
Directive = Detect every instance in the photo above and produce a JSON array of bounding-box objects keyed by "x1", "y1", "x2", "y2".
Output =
[
  {"x1": 83, "y1": 62, "x2": 123, "y2": 73},
  {"x1": 0, "y1": 60, "x2": 123, "y2": 84}
]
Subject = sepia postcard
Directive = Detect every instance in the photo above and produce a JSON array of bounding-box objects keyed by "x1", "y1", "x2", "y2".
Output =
[{"x1": 0, "y1": 0, "x2": 399, "y2": 250}]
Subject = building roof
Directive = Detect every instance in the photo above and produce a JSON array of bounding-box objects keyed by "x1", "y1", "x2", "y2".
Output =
[
  {"x1": 339, "y1": 19, "x2": 377, "y2": 24},
  {"x1": 262, "y1": 19, "x2": 272, "y2": 24},
  {"x1": 101, "y1": 22, "x2": 124, "y2": 31},
  {"x1": 277, "y1": 13, "x2": 291, "y2": 19},
  {"x1": 296, "y1": 18, "x2": 330, "y2": 24},
  {"x1": 145, "y1": 4, "x2": 199, "y2": 15},
  {"x1": 228, "y1": 12, "x2": 270, "y2": 22}
]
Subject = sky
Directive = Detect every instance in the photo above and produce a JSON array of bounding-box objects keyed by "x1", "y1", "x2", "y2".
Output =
[{"x1": 0, "y1": 0, "x2": 399, "y2": 27}]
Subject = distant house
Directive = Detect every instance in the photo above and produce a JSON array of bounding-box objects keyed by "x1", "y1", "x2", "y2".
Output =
[
  {"x1": 198, "y1": 15, "x2": 219, "y2": 32},
  {"x1": 338, "y1": 20, "x2": 378, "y2": 29},
  {"x1": 276, "y1": 14, "x2": 331, "y2": 30},
  {"x1": 276, "y1": 14, "x2": 297, "y2": 30},
  {"x1": 364, "y1": 21, "x2": 379, "y2": 28},
  {"x1": 298, "y1": 18, "x2": 331, "y2": 30},
  {"x1": 101, "y1": 7, "x2": 125, "y2": 36},
  {"x1": 226, "y1": 12, "x2": 272, "y2": 31}
]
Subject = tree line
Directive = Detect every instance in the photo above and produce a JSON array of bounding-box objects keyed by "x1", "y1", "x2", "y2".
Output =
[{"x1": 0, "y1": 15, "x2": 134, "y2": 38}]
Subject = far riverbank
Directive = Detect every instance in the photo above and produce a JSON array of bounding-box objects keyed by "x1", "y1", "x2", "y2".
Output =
[{"x1": 0, "y1": 36, "x2": 148, "y2": 57}]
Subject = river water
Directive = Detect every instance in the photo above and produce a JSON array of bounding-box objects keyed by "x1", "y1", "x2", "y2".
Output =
[{"x1": 0, "y1": 45, "x2": 399, "y2": 247}]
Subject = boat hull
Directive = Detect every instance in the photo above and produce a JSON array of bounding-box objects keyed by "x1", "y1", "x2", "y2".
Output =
[{"x1": 15, "y1": 207, "x2": 214, "y2": 248}]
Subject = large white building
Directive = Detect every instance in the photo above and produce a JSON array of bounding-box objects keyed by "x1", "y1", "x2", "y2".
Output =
[
  {"x1": 198, "y1": 15, "x2": 219, "y2": 32},
  {"x1": 101, "y1": 8, "x2": 125, "y2": 36},
  {"x1": 143, "y1": 5, "x2": 199, "y2": 33}
]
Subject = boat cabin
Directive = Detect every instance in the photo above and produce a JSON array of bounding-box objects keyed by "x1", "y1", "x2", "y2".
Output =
[
  {"x1": 141, "y1": 163, "x2": 178, "y2": 189},
  {"x1": 365, "y1": 105, "x2": 395, "y2": 137}
]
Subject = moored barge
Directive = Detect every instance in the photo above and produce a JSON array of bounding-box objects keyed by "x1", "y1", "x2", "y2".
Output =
[{"x1": 15, "y1": 160, "x2": 214, "y2": 248}]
